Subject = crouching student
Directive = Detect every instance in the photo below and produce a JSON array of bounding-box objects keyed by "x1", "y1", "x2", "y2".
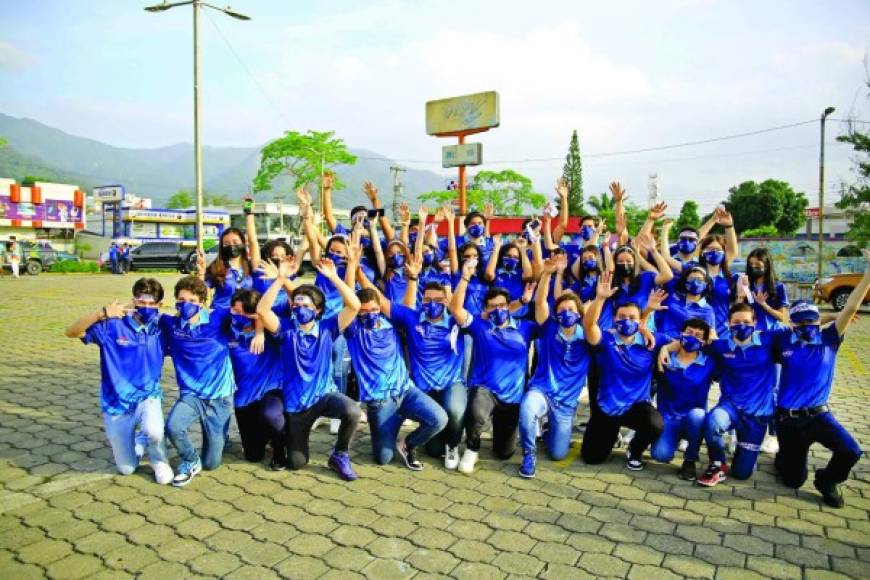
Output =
[
  {"x1": 774, "y1": 257, "x2": 869, "y2": 507},
  {"x1": 226, "y1": 288, "x2": 285, "y2": 470},
  {"x1": 652, "y1": 318, "x2": 716, "y2": 480},
  {"x1": 345, "y1": 285, "x2": 448, "y2": 470},
  {"x1": 581, "y1": 271, "x2": 665, "y2": 470},
  {"x1": 518, "y1": 258, "x2": 592, "y2": 479},
  {"x1": 257, "y1": 257, "x2": 363, "y2": 480},
  {"x1": 449, "y1": 259, "x2": 537, "y2": 474},
  {"x1": 160, "y1": 276, "x2": 235, "y2": 486},
  {"x1": 65, "y1": 278, "x2": 173, "y2": 484}
]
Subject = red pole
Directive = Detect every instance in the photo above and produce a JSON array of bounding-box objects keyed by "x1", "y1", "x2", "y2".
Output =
[{"x1": 458, "y1": 133, "x2": 466, "y2": 215}]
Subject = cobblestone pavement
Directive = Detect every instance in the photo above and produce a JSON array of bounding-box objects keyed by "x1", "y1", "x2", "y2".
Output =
[{"x1": 1, "y1": 273, "x2": 868, "y2": 579}]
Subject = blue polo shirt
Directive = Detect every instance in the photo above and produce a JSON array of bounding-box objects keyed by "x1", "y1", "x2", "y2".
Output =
[
  {"x1": 776, "y1": 324, "x2": 843, "y2": 409},
  {"x1": 344, "y1": 317, "x2": 413, "y2": 402},
  {"x1": 658, "y1": 352, "x2": 716, "y2": 420},
  {"x1": 655, "y1": 296, "x2": 716, "y2": 340},
  {"x1": 82, "y1": 314, "x2": 166, "y2": 415},
  {"x1": 278, "y1": 315, "x2": 340, "y2": 412},
  {"x1": 708, "y1": 330, "x2": 786, "y2": 417},
  {"x1": 599, "y1": 270, "x2": 657, "y2": 331},
  {"x1": 252, "y1": 270, "x2": 290, "y2": 313},
  {"x1": 159, "y1": 309, "x2": 234, "y2": 400},
  {"x1": 708, "y1": 272, "x2": 732, "y2": 339},
  {"x1": 747, "y1": 280, "x2": 789, "y2": 331},
  {"x1": 528, "y1": 319, "x2": 591, "y2": 408},
  {"x1": 464, "y1": 316, "x2": 536, "y2": 404},
  {"x1": 453, "y1": 273, "x2": 489, "y2": 316},
  {"x1": 570, "y1": 275, "x2": 598, "y2": 303},
  {"x1": 595, "y1": 330, "x2": 667, "y2": 416},
  {"x1": 227, "y1": 327, "x2": 282, "y2": 408},
  {"x1": 207, "y1": 266, "x2": 253, "y2": 311},
  {"x1": 384, "y1": 272, "x2": 409, "y2": 304},
  {"x1": 390, "y1": 303, "x2": 464, "y2": 393},
  {"x1": 441, "y1": 235, "x2": 494, "y2": 263}
]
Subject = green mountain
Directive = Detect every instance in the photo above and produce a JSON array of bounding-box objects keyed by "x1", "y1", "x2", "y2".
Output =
[{"x1": 0, "y1": 113, "x2": 448, "y2": 211}]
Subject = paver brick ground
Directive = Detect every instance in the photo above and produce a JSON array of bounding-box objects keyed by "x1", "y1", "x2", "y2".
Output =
[{"x1": 1, "y1": 273, "x2": 868, "y2": 578}]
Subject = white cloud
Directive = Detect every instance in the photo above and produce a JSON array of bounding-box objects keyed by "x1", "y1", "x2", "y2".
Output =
[{"x1": 0, "y1": 40, "x2": 37, "y2": 69}]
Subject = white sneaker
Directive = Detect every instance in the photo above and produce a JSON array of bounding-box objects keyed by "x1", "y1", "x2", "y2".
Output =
[
  {"x1": 153, "y1": 462, "x2": 174, "y2": 485},
  {"x1": 134, "y1": 430, "x2": 148, "y2": 460},
  {"x1": 444, "y1": 445, "x2": 460, "y2": 470},
  {"x1": 457, "y1": 449, "x2": 478, "y2": 474},
  {"x1": 760, "y1": 435, "x2": 779, "y2": 455},
  {"x1": 678, "y1": 439, "x2": 688, "y2": 452},
  {"x1": 312, "y1": 417, "x2": 328, "y2": 431},
  {"x1": 359, "y1": 409, "x2": 368, "y2": 424},
  {"x1": 330, "y1": 418, "x2": 341, "y2": 435}
]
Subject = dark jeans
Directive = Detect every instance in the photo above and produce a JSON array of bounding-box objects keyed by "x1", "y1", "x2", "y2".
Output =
[
  {"x1": 465, "y1": 387, "x2": 520, "y2": 459},
  {"x1": 581, "y1": 402, "x2": 664, "y2": 464},
  {"x1": 705, "y1": 401, "x2": 768, "y2": 480},
  {"x1": 234, "y1": 389, "x2": 285, "y2": 463},
  {"x1": 284, "y1": 392, "x2": 361, "y2": 470},
  {"x1": 775, "y1": 411, "x2": 863, "y2": 488},
  {"x1": 367, "y1": 385, "x2": 448, "y2": 465},
  {"x1": 424, "y1": 381, "x2": 468, "y2": 457}
]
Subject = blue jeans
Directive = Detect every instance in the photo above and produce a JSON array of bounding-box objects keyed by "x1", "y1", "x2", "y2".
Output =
[
  {"x1": 424, "y1": 381, "x2": 468, "y2": 456},
  {"x1": 366, "y1": 385, "x2": 448, "y2": 465},
  {"x1": 705, "y1": 401, "x2": 768, "y2": 479},
  {"x1": 651, "y1": 408, "x2": 706, "y2": 463},
  {"x1": 332, "y1": 334, "x2": 350, "y2": 396},
  {"x1": 103, "y1": 397, "x2": 169, "y2": 475},
  {"x1": 775, "y1": 411, "x2": 863, "y2": 488},
  {"x1": 166, "y1": 394, "x2": 233, "y2": 470},
  {"x1": 519, "y1": 389, "x2": 576, "y2": 460},
  {"x1": 462, "y1": 335, "x2": 474, "y2": 382}
]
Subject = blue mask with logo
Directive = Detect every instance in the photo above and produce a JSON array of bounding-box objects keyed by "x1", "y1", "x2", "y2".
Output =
[
  {"x1": 556, "y1": 310, "x2": 580, "y2": 328},
  {"x1": 389, "y1": 254, "x2": 405, "y2": 269},
  {"x1": 136, "y1": 306, "x2": 159, "y2": 325},
  {"x1": 293, "y1": 306, "x2": 316, "y2": 325},
  {"x1": 423, "y1": 302, "x2": 445, "y2": 320},
  {"x1": 680, "y1": 334, "x2": 703, "y2": 352},
  {"x1": 685, "y1": 279, "x2": 707, "y2": 296},
  {"x1": 795, "y1": 324, "x2": 820, "y2": 342},
  {"x1": 422, "y1": 253, "x2": 435, "y2": 267},
  {"x1": 467, "y1": 223, "x2": 485, "y2": 238},
  {"x1": 703, "y1": 250, "x2": 725, "y2": 265},
  {"x1": 489, "y1": 307, "x2": 510, "y2": 327},
  {"x1": 502, "y1": 257, "x2": 519, "y2": 272},
  {"x1": 176, "y1": 301, "x2": 201, "y2": 320},
  {"x1": 359, "y1": 312, "x2": 380, "y2": 329},
  {"x1": 582, "y1": 258, "x2": 598, "y2": 271},
  {"x1": 231, "y1": 313, "x2": 252, "y2": 329},
  {"x1": 730, "y1": 323, "x2": 755, "y2": 341},
  {"x1": 580, "y1": 225, "x2": 595, "y2": 240},
  {"x1": 678, "y1": 239, "x2": 697, "y2": 254},
  {"x1": 615, "y1": 319, "x2": 639, "y2": 337}
]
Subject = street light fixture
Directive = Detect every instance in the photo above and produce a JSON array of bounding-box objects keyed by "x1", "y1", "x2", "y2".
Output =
[
  {"x1": 144, "y1": 0, "x2": 250, "y2": 251},
  {"x1": 817, "y1": 106, "x2": 836, "y2": 282}
]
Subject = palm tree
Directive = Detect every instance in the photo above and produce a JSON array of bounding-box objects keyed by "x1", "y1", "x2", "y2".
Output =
[{"x1": 587, "y1": 192, "x2": 613, "y2": 214}]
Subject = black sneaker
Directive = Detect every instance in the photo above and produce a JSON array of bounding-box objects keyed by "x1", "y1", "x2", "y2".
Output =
[
  {"x1": 396, "y1": 439, "x2": 423, "y2": 471},
  {"x1": 678, "y1": 460, "x2": 697, "y2": 481},
  {"x1": 269, "y1": 459, "x2": 288, "y2": 471},
  {"x1": 625, "y1": 451, "x2": 645, "y2": 471},
  {"x1": 814, "y1": 469, "x2": 844, "y2": 508}
]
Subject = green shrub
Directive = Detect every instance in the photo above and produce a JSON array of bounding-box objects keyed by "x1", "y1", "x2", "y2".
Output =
[
  {"x1": 50, "y1": 260, "x2": 100, "y2": 273},
  {"x1": 741, "y1": 225, "x2": 779, "y2": 238}
]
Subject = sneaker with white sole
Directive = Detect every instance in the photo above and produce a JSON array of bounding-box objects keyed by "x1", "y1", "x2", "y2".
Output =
[
  {"x1": 395, "y1": 439, "x2": 423, "y2": 471},
  {"x1": 444, "y1": 445, "x2": 460, "y2": 470},
  {"x1": 153, "y1": 462, "x2": 174, "y2": 485},
  {"x1": 760, "y1": 435, "x2": 779, "y2": 455},
  {"x1": 678, "y1": 439, "x2": 688, "y2": 452},
  {"x1": 625, "y1": 450, "x2": 645, "y2": 471},
  {"x1": 330, "y1": 418, "x2": 341, "y2": 435},
  {"x1": 172, "y1": 459, "x2": 202, "y2": 487},
  {"x1": 519, "y1": 449, "x2": 537, "y2": 479},
  {"x1": 457, "y1": 448, "x2": 478, "y2": 474}
]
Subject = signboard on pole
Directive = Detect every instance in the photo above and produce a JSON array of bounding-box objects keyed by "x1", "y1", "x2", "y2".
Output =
[
  {"x1": 93, "y1": 185, "x2": 125, "y2": 203},
  {"x1": 442, "y1": 143, "x2": 483, "y2": 168},
  {"x1": 426, "y1": 91, "x2": 500, "y2": 136}
]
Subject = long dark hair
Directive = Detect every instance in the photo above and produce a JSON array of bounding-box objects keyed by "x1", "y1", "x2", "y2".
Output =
[
  {"x1": 677, "y1": 266, "x2": 712, "y2": 301},
  {"x1": 699, "y1": 235, "x2": 731, "y2": 279},
  {"x1": 384, "y1": 240, "x2": 411, "y2": 280},
  {"x1": 746, "y1": 247, "x2": 782, "y2": 308},
  {"x1": 496, "y1": 242, "x2": 524, "y2": 278},
  {"x1": 611, "y1": 246, "x2": 642, "y2": 296},
  {"x1": 576, "y1": 244, "x2": 601, "y2": 280},
  {"x1": 459, "y1": 242, "x2": 484, "y2": 278},
  {"x1": 206, "y1": 227, "x2": 251, "y2": 288}
]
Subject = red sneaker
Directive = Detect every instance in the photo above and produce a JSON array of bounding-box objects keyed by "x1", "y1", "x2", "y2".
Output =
[{"x1": 697, "y1": 463, "x2": 729, "y2": 487}]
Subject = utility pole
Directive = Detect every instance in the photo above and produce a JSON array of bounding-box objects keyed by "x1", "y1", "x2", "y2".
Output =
[
  {"x1": 817, "y1": 106, "x2": 835, "y2": 281},
  {"x1": 389, "y1": 166, "x2": 406, "y2": 223}
]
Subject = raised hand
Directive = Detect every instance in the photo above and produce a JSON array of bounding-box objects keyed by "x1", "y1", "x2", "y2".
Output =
[
  {"x1": 278, "y1": 257, "x2": 294, "y2": 279},
  {"x1": 104, "y1": 300, "x2": 129, "y2": 319},
  {"x1": 521, "y1": 281, "x2": 537, "y2": 304},
  {"x1": 716, "y1": 206, "x2": 734, "y2": 227},
  {"x1": 542, "y1": 256, "x2": 559, "y2": 274},
  {"x1": 483, "y1": 202, "x2": 495, "y2": 220},
  {"x1": 596, "y1": 270, "x2": 618, "y2": 299},
  {"x1": 322, "y1": 172, "x2": 335, "y2": 190},
  {"x1": 753, "y1": 290, "x2": 769, "y2": 306},
  {"x1": 363, "y1": 181, "x2": 379, "y2": 203},
  {"x1": 492, "y1": 233, "x2": 503, "y2": 248},
  {"x1": 347, "y1": 234, "x2": 363, "y2": 264},
  {"x1": 258, "y1": 259, "x2": 279, "y2": 280},
  {"x1": 555, "y1": 177, "x2": 569, "y2": 198},
  {"x1": 514, "y1": 236, "x2": 529, "y2": 250},
  {"x1": 195, "y1": 249, "x2": 206, "y2": 276},
  {"x1": 418, "y1": 204, "x2": 429, "y2": 221},
  {"x1": 285, "y1": 256, "x2": 300, "y2": 278},
  {"x1": 315, "y1": 257, "x2": 337, "y2": 279},
  {"x1": 398, "y1": 203, "x2": 411, "y2": 224},
  {"x1": 461, "y1": 257, "x2": 477, "y2": 280},
  {"x1": 556, "y1": 253, "x2": 569, "y2": 273},
  {"x1": 648, "y1": 201, "x2": 668, "y2": 221},
  {"x1": 248, "y1": 332, "x2": 265, "y2": 355},
  {"x1": 661, "y1": 217, "x2": 674, "y2": 231},
  {"x1": 405, "y1": 254, "x2": 422, "y2": 279},
  {"x1": 296, "y1": 186, "x2": 313, "y2": 206},
  {"x1": 433, "y1": 206, "x2": 446, "y2": 223},
  {"x1": 442, "y1": 204, "x2": 455, "y2": 223},
  {"x1": 646, "y1": 289, "x2": 669, "y2": 312},
  {"x1": 609, "y1": 181, "x2": 627, "y2": 203}
]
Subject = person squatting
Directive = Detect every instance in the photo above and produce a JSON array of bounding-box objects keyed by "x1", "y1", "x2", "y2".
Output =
[{"x1": 66, "y1": 178, "x2": 868, "y2": 509}]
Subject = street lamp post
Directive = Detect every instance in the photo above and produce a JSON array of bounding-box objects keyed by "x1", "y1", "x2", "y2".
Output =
[
  {"x1": 144, "y1": 0, "x2": 250, "y2": 252},
  {"x1": 817, "y1": 106, "x2": 835, "y2": 281}
]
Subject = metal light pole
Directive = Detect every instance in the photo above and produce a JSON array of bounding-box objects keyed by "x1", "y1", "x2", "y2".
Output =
[
  {"x1": 144, "y1": 1, "x2": 250, "y2": 251},
  {"x1": 817, "y1": 106, "x2": 835, "y2": 281}
]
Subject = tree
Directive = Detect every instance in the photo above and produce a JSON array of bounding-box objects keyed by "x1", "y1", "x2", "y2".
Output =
[
  {"x1": 586, "y1": 192, "x2": 613, "y2": 215},
  {"x1": 723, "y1": 179, "x2": 808, "y2": 235},
  {"x1": 674, "y1": 200, "x2": 701, "y2": 232},
  {"x1": 253, "y1": 130, "x2": 357, "y2": 197},
  {"x1": 22, "y1": 175, "x2": 53, "y2": 185},
  {"x1": 165, "y1": 190, "x2": 236, "y2": 209},
  {"x1": 419, "y1": 169, "x2": 546, "y2": 215},
  {"x1": 836, "y1": 115, "x2": 870, "y2": 247},
  {"x1": 166, "y1": 190, "x2": 194, "y2": 209},
  {"x1": 561, "y1": 130, "x2": 584, "y2": 214}
]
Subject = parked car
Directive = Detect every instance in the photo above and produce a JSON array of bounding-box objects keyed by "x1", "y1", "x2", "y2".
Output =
[
  {"x1": 814, "y1": 273, "x2": 870, "y2": 311},
  {"x1": 2, "y1": 241, "x2": 79, "y2": 275},
  {"x1": 129, "y1": 242, "x2": 191, "y2": 271}
]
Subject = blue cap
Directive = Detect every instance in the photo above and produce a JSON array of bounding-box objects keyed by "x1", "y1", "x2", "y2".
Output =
[{"x1": 789, "y1": 299, "x2": 820, "y2": 323}]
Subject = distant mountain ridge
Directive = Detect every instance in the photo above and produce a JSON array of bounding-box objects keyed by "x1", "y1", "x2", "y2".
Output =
[{"x1": 0, "y1": 112, "x2": 448, "y2": 210}]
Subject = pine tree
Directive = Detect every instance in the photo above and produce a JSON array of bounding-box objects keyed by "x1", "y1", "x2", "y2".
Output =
[{"x1": 561, "y1": 130, "x2": 584, "y2": 215}]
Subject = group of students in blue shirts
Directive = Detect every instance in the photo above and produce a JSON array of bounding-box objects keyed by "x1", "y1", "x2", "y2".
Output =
[{"x1": 67, "y1": 180, "x2": 867, "y2": 509}]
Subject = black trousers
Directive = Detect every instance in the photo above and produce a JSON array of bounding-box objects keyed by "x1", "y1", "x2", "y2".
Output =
[
  {"x1": 234, "y1": 389, "x2": 285, "y2": 463},
  {"x1": 581, "y1": 402, "x2": 664, "y2": 464},
  {"x1": 464, "y1": 387, "x2": 519, "y2": 459},
  {"x1": 284, "y1": 392, "x2": 361, "y2": 470},
  {"x1": 774, "y1": 412, "x2": 863, "y2": 488}
]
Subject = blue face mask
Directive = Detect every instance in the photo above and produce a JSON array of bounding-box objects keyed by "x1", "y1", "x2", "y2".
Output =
[
  {"x1": 135, "y1": 306, "x2": 159, "y2": 325},
  {"x1": 467, "y1": 223, "x2": 485, "y2": 238},
  {"x1": 703, "y1": 250, "x2": 725, "y2": 265},
  {"x1": 488, "y1": 307, "x2": 510, "y2": 327},
  {"x1": 731, "y1": 323, "x2": 755, "y2": 341},
  {"x1": 231, "y1": 313, "x2": 252, "y2": 329},
  {"x1": 293, "y1": 306, "x2": 317, "y2": 325},
  {"x1": 422, "y1": 253, "x2": 435, "y2": 267},
  {"x1": 678, "y1": 239, "x2": 697, "y2": 255},
  {"x1": 502, "y1": 257, "x2": 519, "y2": 272},
  {"x1": 556, "y1": 310, "x2": 580, "y2": 328},
  {"x1": 681, "y1": 334, "x2": 703, "y2": 352},
  {"x1": 795, "y1": 324, "x2": 820, "y2": 342},
  {"x1": 615, "y1": 318, "x2": 639, "y2": 337},
  {"x1": 176, "y1": 301, "x2": 201, "y2": 320},
  {"x1": 389, "y1": 254, "x2": 405, "y2": 269},
  {"x1": 409, "y1": 233, "x2": 417, "y2": 247},
  {"x1": 582, "y1": 258, "x2": 598, "y2": 271},
  {"x1": 327, "y1": 251, "x2": 347, "y2": 266},
  {"x1": 359, "y1": 311, "x2": 380, "y2": 329},
  {"x1": 685, "y1": 279, "x2": 707, "y2": 296},
  {"x1": 423, "y1": 302, "x2": 445, "y2": 320},
  {"x1": 580, "y1": 225, "x2": 595, "y2": 240}
]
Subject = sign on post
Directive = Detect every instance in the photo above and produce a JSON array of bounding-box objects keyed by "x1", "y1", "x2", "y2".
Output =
[
  {"x1": 93, "y1": 185, "x2": 125, "y2": 203},
  {"x1": 426, "y1": 91, "x2": 500, "y2": 136},
  {"x1": 443, "y1": 143, "x2": 483, "y2": 168}
]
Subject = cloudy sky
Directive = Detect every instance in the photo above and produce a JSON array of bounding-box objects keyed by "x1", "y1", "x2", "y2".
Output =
[{"x1": 1, "y1": 0, "x2": 869, "y2": 212}]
